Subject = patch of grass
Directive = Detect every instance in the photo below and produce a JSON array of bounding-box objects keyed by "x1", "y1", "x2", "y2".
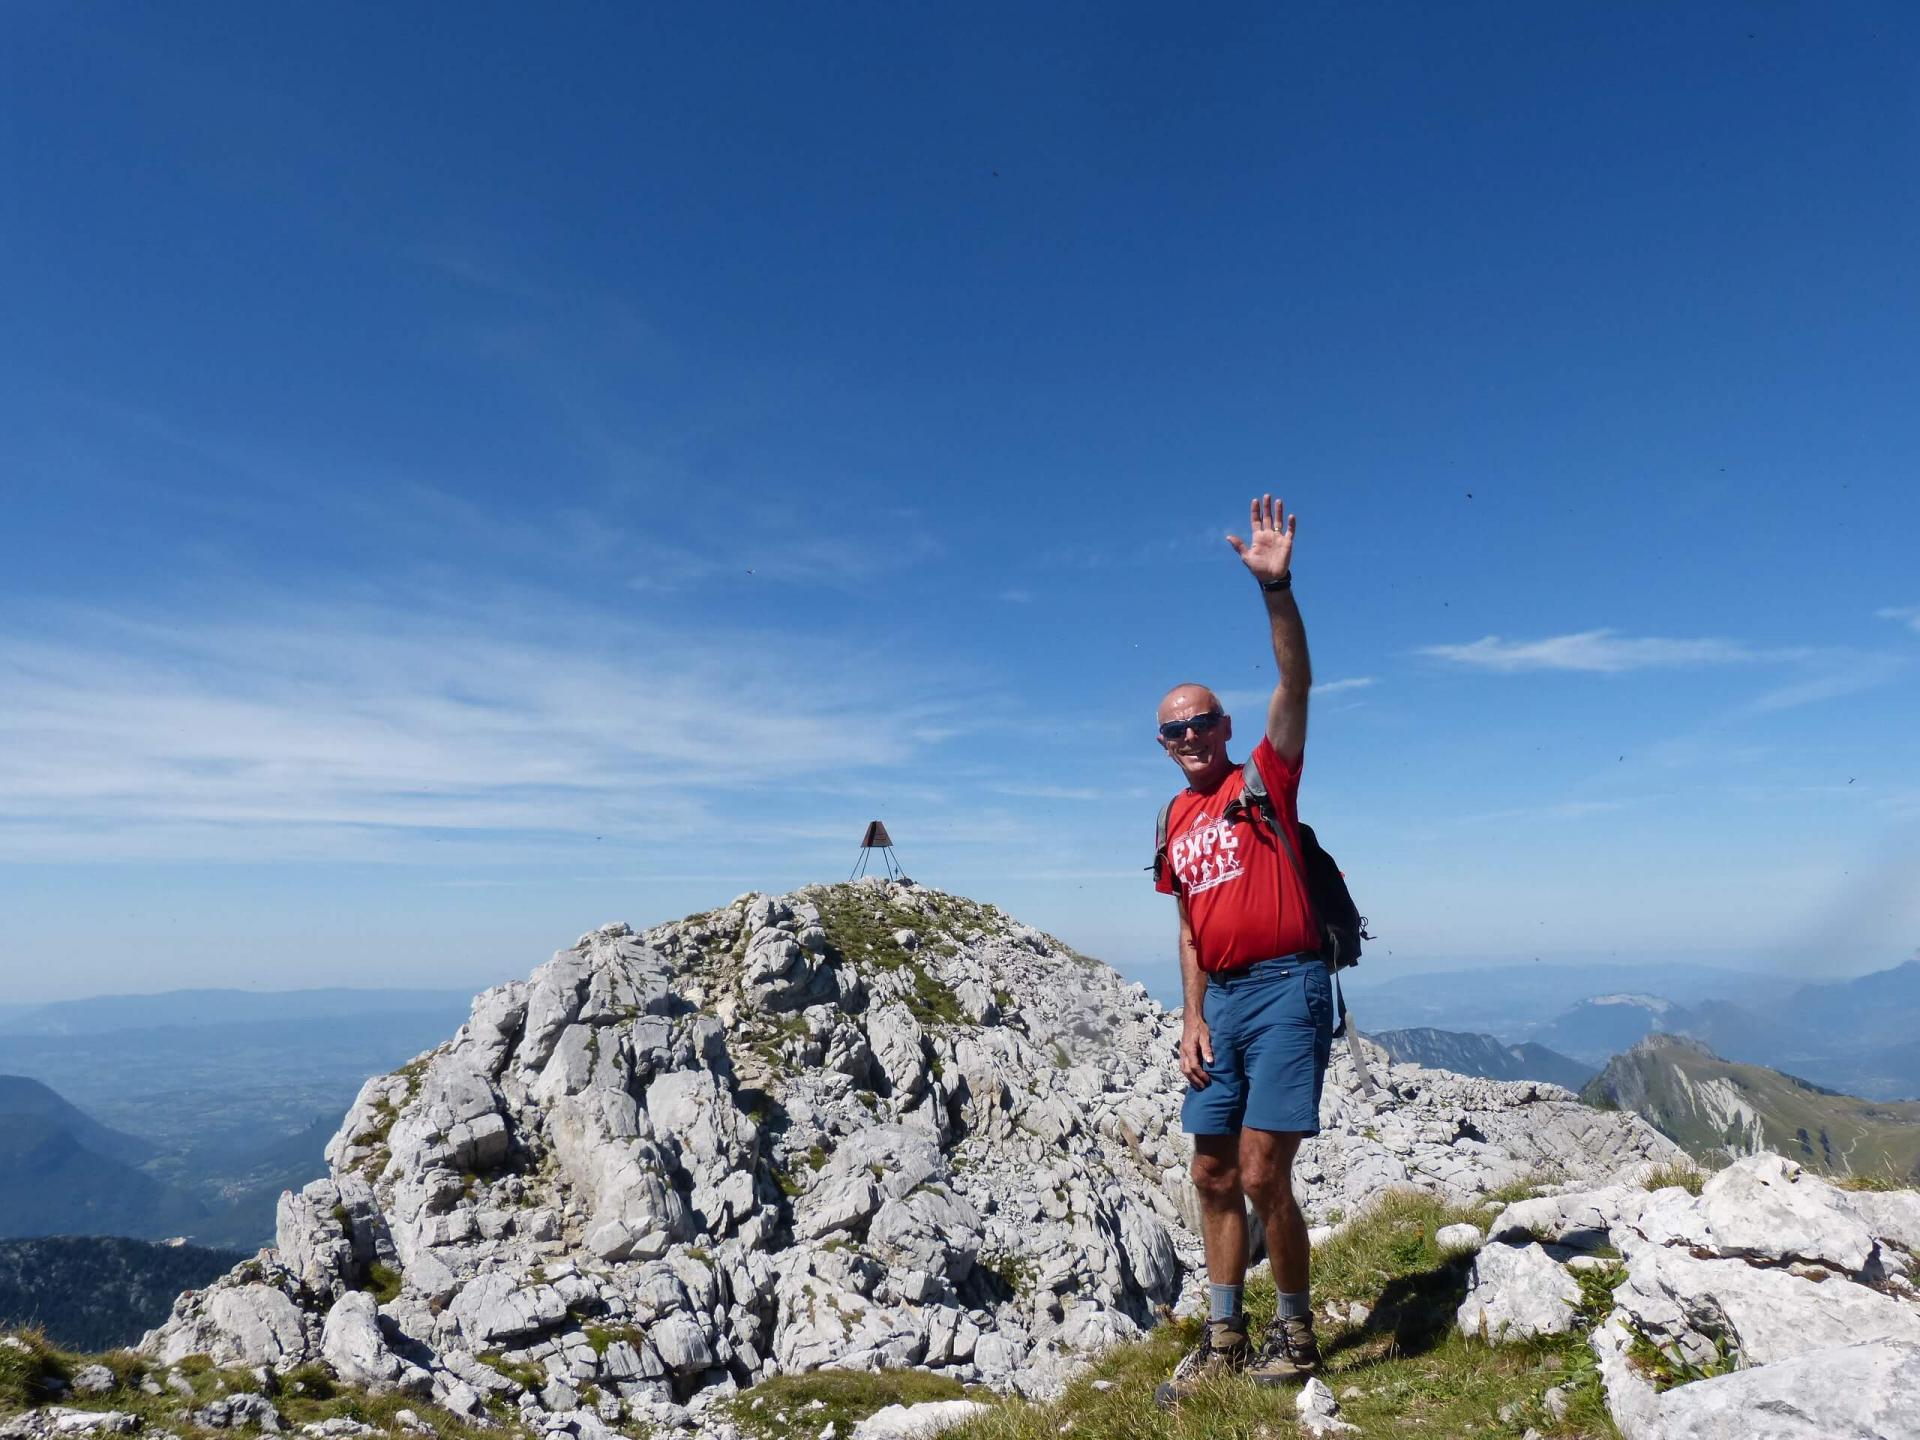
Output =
[
  {"x1": 1640, "y1": 1160, "x2": 1706, "y2": 1196},
  {"x1": 942, "y1": 1186, "x2": 1629, "y2": 1440},
  {"x1": 364, "y1": 1261, "x2": 404, "y2": 1304},
  {"x1": 0, "y1": 1326, "x2": 515, "y2": 1440},
  {"x1": 0, "y1": 1328, "x2": 68, "y2": 1408},
  {"x1": 1835, "y1": 1170, "x2": 1916, "y2": 1192},
  {"x1": 806, "y1": 888, "x2": 969, "y2": 1029},
  {"x1": 772, "y1": 1167, "x2": 804, "y2": 1199},
  {"x1": 281, "y1": 1362, "x2": 338, "y2": 1401},
  {"x1": 980, "y1": 1251, "x2": 1036, "y2": 1299},
  {"x1": 1475, "y1": 1176, "x2": 1548, "y2": 1210},
  {"x1": 1625, "y1": 1324, "x2": 1736, "y2": 1393},
  {"x1": 724, "y1": 1368, "x2": 969, "y2": 1440},
  {"x1": 805, "y1": 1145, "x2": 829, "y2": 1171},
  {"x1": 475, "y1": 1350, "x2": 547, "y2": 1394}
]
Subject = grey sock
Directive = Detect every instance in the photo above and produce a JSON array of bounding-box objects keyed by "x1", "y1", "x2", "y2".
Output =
[
  {"x1": 1277, "y1": 1288, "x2": 1311, "y2": 1320},
  {"x1": 1209, "y1": 1283, "x2": 1243, "y2": 1322}
]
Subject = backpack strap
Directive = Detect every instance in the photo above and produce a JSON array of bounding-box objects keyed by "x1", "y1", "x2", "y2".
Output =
[{"x1": 1149, "y1": 796, "x2": 1179, "y2": 892}]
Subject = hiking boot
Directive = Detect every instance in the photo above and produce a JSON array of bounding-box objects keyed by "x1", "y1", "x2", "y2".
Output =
[
  {"x1": 1248, "y1": 1313, "x2": 1322, "y2": 1386},
  {"x1": 1152, "y1": 1315, "x2": 1250, "y2": 1409}
]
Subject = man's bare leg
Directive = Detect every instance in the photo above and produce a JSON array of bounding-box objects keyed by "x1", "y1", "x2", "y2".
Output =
[
  {"x1": 1239, "y1": 1127, "x2": 1308, "y2": 1292},
  {"x1": 1239, "y1": 1125, "x2": 1322, "y2": 1379},
  {"x1": 1156, "y1": 1132, "x2": 1256, "y2": 1407},
  {"x1": 1190, "y1": 1132, "x2": 1249, "y2": 1283}
]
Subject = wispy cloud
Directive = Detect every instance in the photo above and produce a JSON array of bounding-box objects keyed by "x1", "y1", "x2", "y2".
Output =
[
  {"x1": 1421, "y1": 630, "x2": 1771, "y2": 673},
  {"x1": 1878, "y1": 606, "x2": 1920, "y2": 636},
  {"x1": 1316, "y1": 677, "x2": 1376, "y2": 696},
  {"x1": 0, "y1": 598, "x2": 985, "y2": 863},
  {"x1": 1744, "y1": 653, "x2": 1908, "y2": 713}
]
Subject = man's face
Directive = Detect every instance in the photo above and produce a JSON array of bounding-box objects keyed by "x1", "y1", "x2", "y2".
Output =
[{"x1": 1156, "y1": 684, "x2": 1233, "y2": 787}]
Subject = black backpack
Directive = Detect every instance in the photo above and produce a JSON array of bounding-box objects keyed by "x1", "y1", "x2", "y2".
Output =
[{"x1": 1150, "y1": 755, "x2": 1371, "y2": 969}]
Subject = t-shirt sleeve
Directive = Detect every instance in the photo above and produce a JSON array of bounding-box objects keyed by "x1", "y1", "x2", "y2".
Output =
[{"x1": 1251, "y1": 736, "x2": 1303, "y2": 818}]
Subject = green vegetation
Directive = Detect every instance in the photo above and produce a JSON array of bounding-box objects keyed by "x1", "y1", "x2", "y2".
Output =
[
  {"x1": 723, "y1": 1367, "x2": 971, "y2": 1440},
  {"x1": 0, "y1": 1237, "x2": 244, "y2": 1350},
  {"x1": 941, "y1": 1186, "x2": 1625, "y2": 1440},
  {"x1": 1, "y1": 1325, "x2": 523, "y2": 1440},
  {"x1": 805, "y1": 888, "x2": 967, "y2": 1028},
  {"x1": 582, "y1": 1324, "x2": 641, "y2": 1358},
  {"x1": 476, "y1": 1349, "x2": 548, "y2": 1393},
  {"x1": 1638, "y1": 1160, "x2": 1707, "y2": 1196},
  {"x1": 980, "y1": 1250, "x2": 1036, "y2": 1299},
  {"x1": 1835, "y1": 1168, "x2": 1918, "y2": 1193},
  {"x1": 363, "y1": 1261, "x2": 404, "y2": 1304}
]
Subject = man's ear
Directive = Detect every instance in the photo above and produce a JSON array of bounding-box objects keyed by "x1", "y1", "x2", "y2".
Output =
[{"x1": 1221, "y1": 713, "x2": 1234, "y2": 742}]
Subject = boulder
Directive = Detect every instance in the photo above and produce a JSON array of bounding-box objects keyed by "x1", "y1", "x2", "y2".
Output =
[
  {"x1": 1614, "y1": 1242, "x2": 1920, "y2": 1371},
  {"x1": 1613, "y1": 1337, "x2": 1920, "y2": 1440},
  {"x1": 1456, "y1": 1240, "x2": 1580, "y2": 1341},
  {"x1": 320, "y1": 1291, "x2": 431, "y2": 1395},
  {"x1": 850, "y1": 1400, "x2": 993, "y2": 1439},
  {"x1": 1690, "y1": 1153, "x2": 1878, "y2": 1274}
]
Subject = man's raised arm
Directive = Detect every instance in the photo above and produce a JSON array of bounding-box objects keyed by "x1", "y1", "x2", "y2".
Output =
[{"x1": 1227, "y1": 494, "x2": 1311, "y2": 761}]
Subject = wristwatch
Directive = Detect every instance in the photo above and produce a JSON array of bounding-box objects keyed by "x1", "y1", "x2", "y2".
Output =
[{"x1": 1260, "y1": 572, "x2": 1293, "y2": 593}]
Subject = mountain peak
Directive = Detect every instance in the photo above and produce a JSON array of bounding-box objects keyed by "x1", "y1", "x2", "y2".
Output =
[{"x1": 142, "y1": 880, "x2": 1677, "y2": 1426}]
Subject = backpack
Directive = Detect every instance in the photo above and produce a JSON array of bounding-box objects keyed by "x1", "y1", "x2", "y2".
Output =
[{"x1": 1149, "y1": 755, "x2": 1372, "y2": 969}]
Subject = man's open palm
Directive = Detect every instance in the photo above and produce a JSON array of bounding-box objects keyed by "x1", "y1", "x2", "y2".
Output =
[{"x1": 1226, "y1": 493, "x2": 1296, "y2": 583}]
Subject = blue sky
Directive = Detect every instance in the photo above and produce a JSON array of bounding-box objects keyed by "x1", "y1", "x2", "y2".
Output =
[{"x1": 3, "y1": 4, "x2": 1917, "y2": 1004}]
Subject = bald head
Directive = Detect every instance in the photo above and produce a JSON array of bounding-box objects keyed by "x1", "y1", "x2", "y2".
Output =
[{"x1": 1157, "y1": 683, "x2": 1222, "y2": 725}]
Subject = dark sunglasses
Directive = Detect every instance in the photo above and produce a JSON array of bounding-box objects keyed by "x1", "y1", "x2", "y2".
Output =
[{"x1": 1158, "y1": 711, "x2": 1225, "y2": 741}]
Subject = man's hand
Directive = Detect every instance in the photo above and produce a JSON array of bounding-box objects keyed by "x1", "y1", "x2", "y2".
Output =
[
  {"x1": 1226, "y1": 493, "x2": 1296, "y2": 583},
  {"x1": 1180, "y1": 1018, "x2": 1214, "y2": 1089}
]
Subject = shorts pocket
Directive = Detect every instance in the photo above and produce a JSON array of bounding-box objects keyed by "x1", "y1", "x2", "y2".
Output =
[{"x1": 1304, "y1": 966, "x2": 1333, "y2": 1032}]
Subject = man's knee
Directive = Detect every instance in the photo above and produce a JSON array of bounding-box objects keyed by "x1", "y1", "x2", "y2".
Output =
[
  {"x1": 1190, "y1": 1148, "x2": 1242, "y2": 1209},
  {"x1": 1243, "y1": 1164, "x2": 1300, "y2": 1213},
  {"x1": 1239, "y1": 1133, "x2": 1302, "y2": 1210}
]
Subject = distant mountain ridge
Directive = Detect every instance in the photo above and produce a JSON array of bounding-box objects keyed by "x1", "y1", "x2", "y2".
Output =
[
  {"x1": 0, "y1": 987, "x2": 472, "y2": 1036},
  {"x1": 1350, "y1": 957, "x2": 1920, "y2": 1099},
  {"x1": 1371, "y1": 1027, "x2": 1592, "y2": 1089},
  {"x1": 1582, "y1": 1033, "x2": 1920, "y2": 1181},
  {"x1": 0, "y1": 1077, "x2": 214, "y2": 1241}
]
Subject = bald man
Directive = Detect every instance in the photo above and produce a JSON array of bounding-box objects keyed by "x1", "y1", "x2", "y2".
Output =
[{"x1": 1152, "y1": 496, "x2": 1329, "y2": 1406}]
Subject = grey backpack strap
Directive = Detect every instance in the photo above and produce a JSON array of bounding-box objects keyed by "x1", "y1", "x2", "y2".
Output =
[
  {"x1": 1333, "y1": 967, "x2": 1377, "y2": 1095},
  {"x1": 1243, "y1": 756, "x2": 1305, "y2": 880},
  {"x1": 1152, "y1": 797, "x2": 1178, "y2": 890}
]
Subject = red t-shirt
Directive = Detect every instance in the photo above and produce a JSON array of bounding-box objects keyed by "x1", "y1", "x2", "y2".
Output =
[{"x1": 1155, "y1": 737, "x2": 1320, "y2": 973}]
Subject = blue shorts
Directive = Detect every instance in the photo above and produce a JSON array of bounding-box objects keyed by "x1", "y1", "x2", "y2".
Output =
[{"x1": 1182, "y1": 955, "x2": 1334, "y2": 1136}]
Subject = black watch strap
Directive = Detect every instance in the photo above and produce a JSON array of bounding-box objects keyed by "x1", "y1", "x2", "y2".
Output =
[{"x1": 1259, "y1": 572, "x2": 1293, "y2": 593}]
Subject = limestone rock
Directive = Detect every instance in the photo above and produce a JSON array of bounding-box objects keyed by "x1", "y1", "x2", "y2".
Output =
[
  {"x1": 320, "y1": 1292, "x2": 431, "y2": 1396},
  {"x1": 1648, "y1": 1338, "x2": 1920, "y2": 1440},
  {"x1": 1613, "y1": 1242, "x2": 1920, "y2": 1370},
  {"x1": 1456, "y1": 1241, "x2": 1580, "y2": 1341},
  {"x1": 193, "y1": 1394, "x2": 284, "y2": 1432},
  {"x1": 1435, "y1": 1223, "x2": 1483, "y2": 1253},
  {"x1": 850, "y1": 1400, "x2": 993, "y2": 1439}
]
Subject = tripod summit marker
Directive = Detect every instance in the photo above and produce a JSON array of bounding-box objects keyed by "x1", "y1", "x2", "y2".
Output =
[{"x1": 850, "y1": 820, "x2": 906, "y2": 881}]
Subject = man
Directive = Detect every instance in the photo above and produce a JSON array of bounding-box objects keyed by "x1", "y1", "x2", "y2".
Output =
[{"x1": 1152, "y1": 495, "x2": 1332, "y2": 1406}]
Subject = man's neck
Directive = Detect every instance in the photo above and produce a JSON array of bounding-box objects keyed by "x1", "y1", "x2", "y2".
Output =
[{"x1": 1188, "y1": 755, "x2": 1237, "y2": 791}]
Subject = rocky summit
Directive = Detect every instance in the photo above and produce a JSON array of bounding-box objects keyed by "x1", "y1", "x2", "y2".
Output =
[{"x1": 141, "y1": 880, "x2": 1681, "y2": 1437}]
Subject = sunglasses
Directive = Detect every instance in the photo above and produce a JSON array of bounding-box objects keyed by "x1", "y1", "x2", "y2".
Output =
[{"x1": 1158, "y1": 711, "x2": 1225, "y2": 741}]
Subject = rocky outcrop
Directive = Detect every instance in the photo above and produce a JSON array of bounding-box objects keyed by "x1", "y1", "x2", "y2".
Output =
[
  {"x1": 141, "y1": 879, "x2": 1682, "y2": 1436},
  {"x1": 1483, "y1": 1151, "x2": 1920, "y2": 1439}
]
